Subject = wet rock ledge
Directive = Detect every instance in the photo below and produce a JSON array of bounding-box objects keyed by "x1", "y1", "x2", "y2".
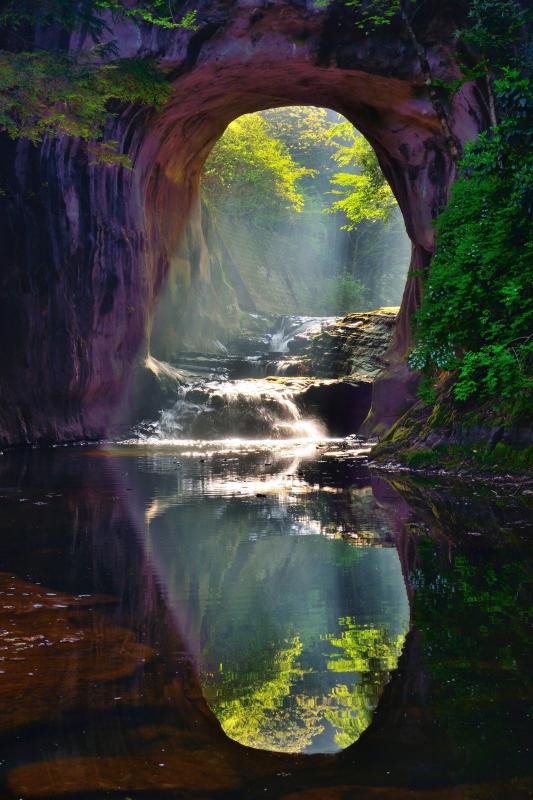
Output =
[
  {"x1": 121, "y1": 309, "x2": 397, "y2": 437},
  {"x1": 292, "y1": 308, "x2": 398, "y2": 382},
  {"x1": 278, "y1": 309, "x2": 398, "y2": 436}
]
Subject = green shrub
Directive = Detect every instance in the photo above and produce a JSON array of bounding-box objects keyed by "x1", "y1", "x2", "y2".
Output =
[
  {"x1": 313, "y1": 274, "x2": 368, "y2": 315},
  {"x1": 409, "y1": 71, "x2": 533, "y2": 405}
]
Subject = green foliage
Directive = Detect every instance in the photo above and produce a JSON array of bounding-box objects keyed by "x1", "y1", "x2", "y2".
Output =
[
  {"x1": 313, "y1": 274, "x2": 368, "y2": 315},
  {"x1": 457, "y1": 0, "x2": 530, "y2": 72},
  {"x1": 209, "y1": 621, "x2": 405, "y2": 753},
  {"x1": 200, "y1": 108, "x2": 341, "y2": 318},
  {"x1": 261, "y1": 106, "x2": 334, "y2": 160},
  {"x1": 409, "y1": 71, "x2": 533, "y2": 403},
  {"x1": 407, "y1": 0, "x2": 532, "y2": 410},
  {"x1": 326, "y1": 619, "x2": 404, "y2": 673},
  {"x1": 201, "y1": 107, "x2": 408, "y2": 314},
  {"x1": 207, "y1": 636, "x2": 322, "y2": 753},
  {"x1": 261, "y1": 106, "x2": 339, "y2": 198},
  {"x1": 401, "y1": 442, "x2": 533, "y2": 472},
  {"x1": 319, "y1": 120, "x2": 408, "y2": 308},
  {"x1": 314, "y1": 0, "x2": 404, "y2": 30},
  {"x1": 410, "y1": 532, "x2": 531, "y2": 775},
  {"x1": 0, "y1": 49, "x2": 171, "y2": 164},
  {"x1": 325, "y1": 121, "x2": 396, "y2": 229},
  {"x1": 429, "y1": 2, "x2": 531, "y2": 97},
  {"x1": 203, "y1": 113, "x2": 314, "y2": 216},
  {"x1": 324, "y1": 620, "x2": 405, "y2": 749},
  {"x1": 0, "y1": 1, "x2": 198, "y2": 164},
  {"x1": 0, "y1": 0, "x2": 196, "y2": 37}
]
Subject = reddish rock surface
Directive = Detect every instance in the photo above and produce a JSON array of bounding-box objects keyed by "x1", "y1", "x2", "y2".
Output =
[{"x1": 0, "y1": 1, "x2": 490, "y2": 445}]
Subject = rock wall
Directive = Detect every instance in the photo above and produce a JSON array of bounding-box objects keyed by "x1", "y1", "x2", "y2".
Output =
[{"x1": 0, "y1": 0, "x2": 490, "y2": 445}]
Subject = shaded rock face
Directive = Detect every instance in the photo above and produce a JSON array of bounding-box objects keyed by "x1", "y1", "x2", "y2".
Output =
[
  {"x1": 0, "y1": 0, "x2": 489, "y2": 446},
  {"x1": 371, "y1": 375, "x2": 533, "y2": 468},
  {"x1": 298, "y1": 311, "x2": 398, "y2": 380},
  {"x1": 298, "y1": 380, "x2": 373, "y2": 436}
]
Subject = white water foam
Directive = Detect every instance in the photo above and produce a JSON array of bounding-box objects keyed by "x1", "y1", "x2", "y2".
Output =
[{"x1": 133, "y1": 378, "x2": 324, "y2": 442}]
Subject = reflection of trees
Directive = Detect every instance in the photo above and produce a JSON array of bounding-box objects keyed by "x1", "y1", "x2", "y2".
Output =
[
  {"x1": 286, "y1": 487, "x2": 395, "y2": 547},
  {"x1": 203, "y1": 620, "x2": 406, "y2": 753},
  {"x1": 411, "y1": 538, "x2": 531, "y2": 776},
  {"x1": 149, "y1": 485, "x2": 409, "y2": 754},
  {"x1": 323, "y1": 621, "x2": 406, "y2": 749},
  {"x1": 204, "y1": 636, "x2": 327, "y2": 753},
  {"x1": 326, "y1": 620, "x2": 405, "y2": 673}
]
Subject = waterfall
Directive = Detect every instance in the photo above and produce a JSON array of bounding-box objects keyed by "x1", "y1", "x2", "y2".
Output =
[
  {"x1": 268, "y1": 316, "x2": 334, "y2": 353},
  {"x1": 135, "y1": 378, "x2": 324, "y2": 441},
  {"x1": 130, "y1": 314, "x2": 340, "y2": 443}
]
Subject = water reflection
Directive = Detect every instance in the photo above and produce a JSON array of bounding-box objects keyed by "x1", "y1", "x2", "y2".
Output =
[
  {"x1": 0, "y1": 446, "x2": 530, "y2": 799},
  {"x1": 143, "y1": 458, "x2": 409, "y2": 752}
]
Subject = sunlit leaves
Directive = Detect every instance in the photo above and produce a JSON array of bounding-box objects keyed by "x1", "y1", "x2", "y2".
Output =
[
  {"x1": 208, "y1": 622, "x2": 405, "y2": 753},
  {"x1": 325, "y1": 620, "x2": 404, "y2": 673},
  {"x1": 0, "y1": 1, "x2": 196, "y2": 165},
  {"x1": 202, "y1": 114, "x2": 313, "y2": 215},
  {"x1": 325, "y1": 121, "x2": 396, "y2": 229},
  {"x1": 206, "y1": 636, "x2": 320, "y2": 753},
  {"x1": 261, "y1": 106, "x2": 334, "y2": 158},
  {"x1": 324, "y1": 620, "x2": 405, "y2": 749},
  {"x1": 0, "y1": 50, "x2": 171, "y2": 163}
]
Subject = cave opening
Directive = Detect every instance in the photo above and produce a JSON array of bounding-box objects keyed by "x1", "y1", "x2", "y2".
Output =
[
  {"x1": 126, "y1": 106, "x2": 411, "y2": 442},
  {"x1": 1, "y1": 7, "x2": 478, "y2": 448}
]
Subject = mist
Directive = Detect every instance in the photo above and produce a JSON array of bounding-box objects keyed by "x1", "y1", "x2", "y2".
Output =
[{"x1": 149, "y1": 106, "x2": 410, "y2": 359}]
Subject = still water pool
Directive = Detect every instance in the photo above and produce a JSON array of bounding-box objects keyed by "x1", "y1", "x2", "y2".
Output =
[
  {"x1": 0, "y1": 442, "x2": 530, "y2": 798},
  {"x1": 141, "y1": 445, "x2": 409, "y2": 754}
]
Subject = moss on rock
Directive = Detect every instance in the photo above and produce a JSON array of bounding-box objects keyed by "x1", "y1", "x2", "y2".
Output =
[{"x1": 372, "y1": 378, "x2": 533, "y2": 475}]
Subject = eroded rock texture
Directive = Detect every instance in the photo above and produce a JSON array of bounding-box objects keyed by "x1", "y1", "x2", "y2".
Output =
[{"x1": 0, "y1": 0, "x2": 490, "y2": 445}]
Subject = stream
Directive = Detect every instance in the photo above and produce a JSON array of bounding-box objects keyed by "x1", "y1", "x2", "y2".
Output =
[
  {"x1": 133, "y1": 316, "x2": 336, "y2": 442},
  {"x1": 0, "y1": 316, "x2": 531, "y2": 798}
]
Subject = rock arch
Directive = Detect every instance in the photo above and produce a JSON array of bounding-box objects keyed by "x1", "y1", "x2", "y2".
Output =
[{"x1": 0, "y1": 0, "x2": 489, "y2": 445}]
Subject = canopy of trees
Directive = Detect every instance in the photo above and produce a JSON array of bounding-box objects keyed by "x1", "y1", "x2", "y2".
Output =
[
  {"x1": 326, "y1": 121, "x2": 396, "y2": 228},
  {"x1": 202, "y1": 107, "x2": 409, "y2": 314},
  {"x1": 202, "y1": 114, "x2": 312, "y2": 216}
]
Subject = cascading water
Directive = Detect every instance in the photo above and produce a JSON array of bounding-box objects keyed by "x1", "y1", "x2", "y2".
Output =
[
  {"x1": 132, "y1": 316, "x2": 335, "y2": 443},
  {"x1": 268, "y1": 316, "x2": 334, "y2": 354},
  {"x1": 142, "y1": 379, "x2": 323, "y2": 441}
]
